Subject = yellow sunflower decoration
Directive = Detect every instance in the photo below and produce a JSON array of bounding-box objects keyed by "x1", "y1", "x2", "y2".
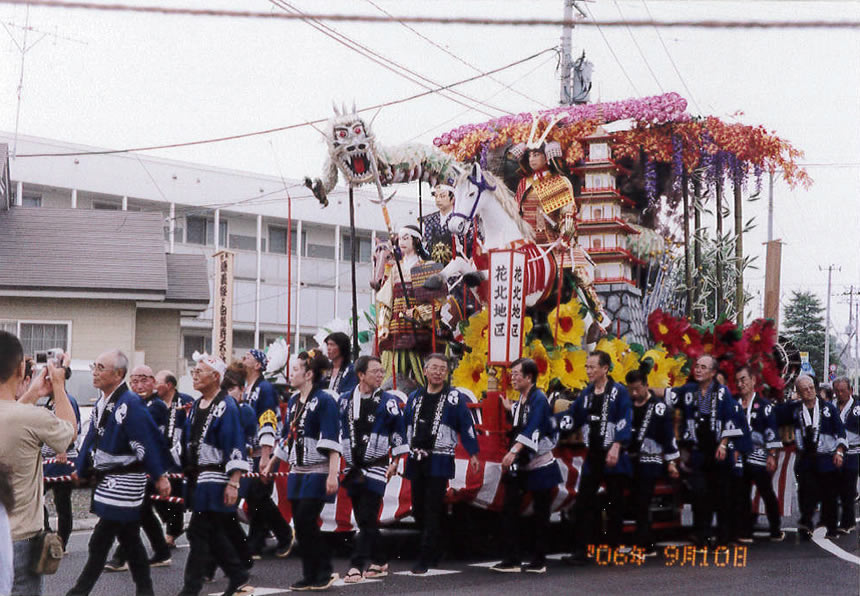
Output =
[
  {"x1": 523, "y1": 340, "x2": 555, "y2": 391},
  {"x1": 550, "y1": 348, "x2": 588, "y2": 390},
  {"x1": 452, "y1": 351, "x2": 488, "y2": 395},
  {"x1": 642, "y1": 347, "x2": 670, "y2": 388},
  {"x1": 666, "y1": 356, "x2": 689, "y2": 387},
  {"x1": 547, "y1": 297, "x2": 585, "y2": 346},
  {"x1": 595, "y1": 337, "x2": 639, "y2": 380},
  {"x1": 462, "y1": 308, "x2": 489, "y2": 356},
  {"x1": 523, "y1": 315, "x2": 533, "y2": 339}
]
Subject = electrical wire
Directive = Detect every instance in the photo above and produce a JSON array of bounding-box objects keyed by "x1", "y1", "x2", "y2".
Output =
[
  {"x1": 612, "y1": 0, "x2": 664, "y2": 93},
  {"x1": 269, "y1": 0, "x2": 507, "y2": 118},
  {"x1": 640, "y1": 0, "x2": 703, "y2": 114},
  {"x1": 583, "y1": 3, "x2": 641, "y2": 97},
  {"x1": 359, "y1": 0, "x2": 552, "y2": 109},
  {"x1": 15, "y1": 47, "x2": 557, "y2": 158}
]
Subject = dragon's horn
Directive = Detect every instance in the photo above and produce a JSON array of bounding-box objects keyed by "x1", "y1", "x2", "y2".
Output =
[
  {"x1": 342, "y1": 102, "x2": 349, "y2": 116},
  {"x1": 352, "y1": 100, "x2": 357, "y2": 115},
  {"x1": 332, "y1": 101, "x2": 341, "y2": 116}
]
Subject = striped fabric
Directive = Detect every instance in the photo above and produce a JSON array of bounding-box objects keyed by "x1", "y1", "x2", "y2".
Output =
[{"x1": 94, "y1": 472, "x2": 147, "y2": 510}]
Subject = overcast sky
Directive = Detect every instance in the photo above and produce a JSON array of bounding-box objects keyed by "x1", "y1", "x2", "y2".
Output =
[{"x1": 1, "y1": 0, "x2": 858, "y2": 355}]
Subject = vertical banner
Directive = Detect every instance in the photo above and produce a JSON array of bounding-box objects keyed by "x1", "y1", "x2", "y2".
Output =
[
  {"x1": 763, "y1": 240, "x2": 782, "y2": 330},
  {"x1": 488, "y1": 249, "x2": 526, "y2": 366},
  {"x1": 212, "y1": 250, "x2": 235, "y2": 362}
]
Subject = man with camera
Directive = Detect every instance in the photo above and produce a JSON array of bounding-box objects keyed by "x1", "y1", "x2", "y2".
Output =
[
  {"x1": 0, "y1": 331, "x2": 77, "y2": 595},
  {"x1": 66, "y1": 350, "x2": 170, "y2": 596},
  {"x1": 491, "y1": 358, "x2": 561, "y2": 574}
]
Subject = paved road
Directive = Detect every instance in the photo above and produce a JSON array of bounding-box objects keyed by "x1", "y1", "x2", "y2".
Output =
[{"x1": 46, "y1": 522, "x2": 859, "y2": 596}]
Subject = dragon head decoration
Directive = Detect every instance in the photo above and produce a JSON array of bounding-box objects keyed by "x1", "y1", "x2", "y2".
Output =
[
  {"x1": 305, "y1": 102, "x2": 379, "y2": 206},
  {"x1": 304, "y1": 101, "x2": 463, "y2": 207}
]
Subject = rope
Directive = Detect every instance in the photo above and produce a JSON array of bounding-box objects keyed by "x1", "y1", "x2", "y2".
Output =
[{"x1": 0, "y1": 2, "x2": 855, "y2": 29}]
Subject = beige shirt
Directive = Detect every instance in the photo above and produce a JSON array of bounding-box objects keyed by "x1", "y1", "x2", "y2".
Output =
[{"x1": 0, "y1": 400, "x2": 75, "y2": 541}]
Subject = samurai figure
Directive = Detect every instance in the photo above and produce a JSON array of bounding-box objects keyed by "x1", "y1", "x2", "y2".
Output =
[{"x1": 509, "y1": 114, "x2": 607, "y2": 324}]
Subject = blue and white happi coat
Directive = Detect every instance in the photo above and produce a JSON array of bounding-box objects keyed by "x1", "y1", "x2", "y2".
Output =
[
  {"x1": 75, "y1": 383, "x2": 167, "y2": 522},
  {"x1": 558, "y1": 379, "x2": 633, "y2": 476},
  {"x1": 782, "y1": 398, "x2": 848, "y2": 473},
  {"x1": 835, "y1": 396, "x2": 860, "y2": 470},
  {"x1": 630, "y1": 395, "x2": 680, "y2": 478},
  {"x1": 181, "y1": 392, "x2": 250, "y2": 513},
  {"x1": 403, "y1": 386, "x2": 480, "y2": 479},
  {"x1": 338, "y1": 387, "x2": 409, "y2": 495},
  {"x1": 41, "y1": 394, "x2": 81, "y2": 478},
  {"x1": 741, "y1": 393, "x2": 782, "y2": 469},
  {"x1": 243, "y1": 377, "x2": 281, "y2": 454},
  {"x1": 274, "y1": 388, "x2": 342, "y2": 501},
  {"x1": 509, "y1": 387, "x2": 562, "y2": 491}
]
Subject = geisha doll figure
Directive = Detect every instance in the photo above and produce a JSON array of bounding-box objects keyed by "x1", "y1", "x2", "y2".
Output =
[{"x1": 376, "y1": 225, "x2": 439, "y2": 385}]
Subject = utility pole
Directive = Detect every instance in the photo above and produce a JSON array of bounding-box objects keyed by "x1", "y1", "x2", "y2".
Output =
[
  {"x1": 559, "y1": 1, "x2": 586, "y2": 105},
  {"x1": 560, "y1": 0, "x2": 574, "y2": 105},
  {"x1": 821, "y1": 264, "x2": 840, "y2": 385}
]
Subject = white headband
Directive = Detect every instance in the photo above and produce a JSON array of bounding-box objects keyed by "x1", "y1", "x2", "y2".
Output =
[
  {"x1": 433, "y1": 184, "x2": 454, "y2": 195},
  {"x1": 399, "y1": 227, "x2": 422, "y2": 240},
  {"x1": 193, "y1": 352, "x2": 227, "y2": 380}
]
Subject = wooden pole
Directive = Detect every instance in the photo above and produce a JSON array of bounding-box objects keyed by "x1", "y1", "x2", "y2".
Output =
[
  {"x1": 733, "y1": 178, "x2": 744, "y2": 327},
  {"x1": 682, "y1": 172, "x2": 692, "y2": 317},
  {"x1": 692, "y1": 176, "x2": 703, "y2": 325},
  {"x1": 348, "y1": 186, "x2": 360, "y2": 357},
  {"x1": 715, "y1": 176, "x2": 724, "y2": 319},
  {"x1": 763, "y1": 240, "x2": 782, "y2": 329}
]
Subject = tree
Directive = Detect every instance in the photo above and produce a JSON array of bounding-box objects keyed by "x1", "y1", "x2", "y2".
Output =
[{"x1": 783, "y1": 290, "x2": 839, "y2": 380}]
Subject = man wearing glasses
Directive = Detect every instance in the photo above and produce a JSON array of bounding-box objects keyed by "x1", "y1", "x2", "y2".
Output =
[
  {"x1": 403, "y1": 353, "x2": 479, "y2": 575},
  {"x1": 67, "y1": 351, "x2": 170, "y2": 596},
  {"x1": 104, "y1": 365, "x2": 172, "y2": 571}
]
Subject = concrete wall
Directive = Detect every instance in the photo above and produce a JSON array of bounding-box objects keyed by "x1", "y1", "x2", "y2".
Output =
[
  {"x1": 134, "y1": 309, "x2": 183, "y2": 375},
  {"x1": 0, "y1": 297, "x2": 136, "y2": 360}
]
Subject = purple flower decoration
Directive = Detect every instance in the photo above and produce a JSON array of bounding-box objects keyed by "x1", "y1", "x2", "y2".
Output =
[
  {"x1": 645, "y1": 158, "x2": 658, "y2": 209},
  {"x1": 671, "y1": 134, "x2": 683, "y2": 193}
]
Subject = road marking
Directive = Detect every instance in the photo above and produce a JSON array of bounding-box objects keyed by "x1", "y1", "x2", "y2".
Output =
[
  {"x1": 811, "y1": 527, "x2": 860, "y2": 566},
  {"x1": 394, "y1": 569, "x2": 461, "y2": 577},
  {"x1": 332, "y1": 578, "x2": 382, "y2": 587},
  {"x1": 208, "y1": 588, "x2": 285, "y2": 595}
]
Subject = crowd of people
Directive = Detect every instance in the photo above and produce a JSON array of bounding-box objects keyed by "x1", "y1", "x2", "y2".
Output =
[{"x1": 0, "y1": 328, "x2": 858, "y2": 596}]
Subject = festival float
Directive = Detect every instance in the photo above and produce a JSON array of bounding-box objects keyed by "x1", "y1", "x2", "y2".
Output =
[{"x1": 268, "y1": 92, "x2": 810, "y2": 536}]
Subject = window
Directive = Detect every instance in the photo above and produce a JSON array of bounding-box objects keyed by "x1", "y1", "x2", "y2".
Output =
[
  {"x1": 341, "y1": 234, "x2": 372, "y2": 263},
  {"x1": 229, "y1": 234, "x2": 264, "y2": 252},
  {"x1": 93, "y1": 201, "x2": 120, "y2": 211},
  {"x1": 164, "y1": 226, "x2": 184, "y2": 241},
  {"x1": 186, "y1": 216, "x2": 227, "y2": 246},
  {"x1": 22, "y1": 194, "x2": 41, "y2": 207},
  {"x1": 233, "y1": 331, "x2": 255, "y2": 350},
  {"x1": 183, "y1": 334, "x2": 212, "y2": 361},
  {"x1": 593, "y1": 208, "x2": 602, "y2": 220},
  {"x1": 306, "y1": 243, "x2": 334, "y2": 260},
  {"x1": 592, "y1": 238, "x2": 602, "y2": 249},
  {"x1": 268, "y1": 225, "x2": 304, "y2": 255},
  {"x1": 18, "y1": 323, "x2": 69, "y2": 355}
]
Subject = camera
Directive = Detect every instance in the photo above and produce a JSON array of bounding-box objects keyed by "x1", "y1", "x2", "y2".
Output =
[{"x1": 34, "y1": 348, "x2": 71, "y2": 380}]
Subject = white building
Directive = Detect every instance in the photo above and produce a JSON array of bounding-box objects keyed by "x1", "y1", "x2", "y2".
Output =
[{"x1": 1, "y1": 132, "x2": 431, "y2": 376}]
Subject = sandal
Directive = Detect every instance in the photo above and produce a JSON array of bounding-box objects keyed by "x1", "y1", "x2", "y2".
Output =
[
  {"x1": 364, "y1": 563, "x2": 389, "y2": 578},
  {"x1": 343, "y1": 568, "x2": 364, "y2": 584}
]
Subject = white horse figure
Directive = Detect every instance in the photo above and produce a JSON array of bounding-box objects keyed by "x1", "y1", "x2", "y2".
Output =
[{"x1": 446, "y1": 162, "x2": 608, "y2": 338}]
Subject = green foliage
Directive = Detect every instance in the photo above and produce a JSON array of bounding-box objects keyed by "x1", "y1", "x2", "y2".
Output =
[{"x1": 783, "y1": 290, "x2": 839, "y2": 378}]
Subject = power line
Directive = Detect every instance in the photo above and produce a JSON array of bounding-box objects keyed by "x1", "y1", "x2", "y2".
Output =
[
  {"x1": 0, "y1": 2, "x2": 857, "y2": 29},
  {"x1": 15, "y1": 47, "x2": 557, "y2": 158},
  {"x1": 359, "y1": 0, "x2": 552, "y2": 109},
  {"x1": 583, "y1": 3, "x2": 641, "y2": 97},
  {"x1": 612, "y1": 0, "x2": 663, "y2": 93},
  {"x1": 640, "y1": 0, "x2": 702, "y2": 113},
  {"x1": 269, "y1": 0, "x2": 507, "y2": 118}
]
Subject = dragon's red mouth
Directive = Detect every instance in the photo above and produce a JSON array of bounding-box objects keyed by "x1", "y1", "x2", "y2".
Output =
[{"x1": 349, "y1": 154, "x2": 369, "y2": 175}]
